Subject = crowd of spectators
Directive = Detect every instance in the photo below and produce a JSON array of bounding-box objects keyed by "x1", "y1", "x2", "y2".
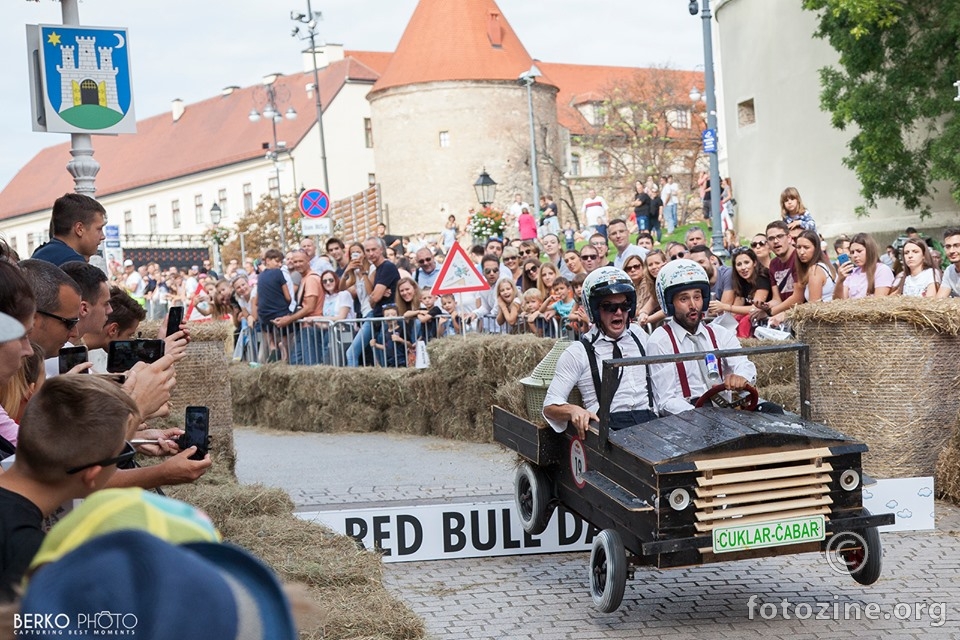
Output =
[{"x1": 0, "y1": 194, "x2": 305, "y2": 634}]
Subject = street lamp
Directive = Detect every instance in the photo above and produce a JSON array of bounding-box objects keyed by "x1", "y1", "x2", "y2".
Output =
[
  {"x1": 474, "y1": 170, "x2": 497, "y2": 208},
  {"x1": 518, "y1": 64, "x2": 542, "y2": 213},
  {"x1": 688, "y1": 0, "x2": 726, "y2": 257},
  {"x1": 291, "y1": 2, "x2": 331, "y2": 195},
  {"x1": 209, "y1": 203, "x2": 224, "y2": 277},
  {"x1": 250, "y1": 73, "x2": 297, "y2": 251}
]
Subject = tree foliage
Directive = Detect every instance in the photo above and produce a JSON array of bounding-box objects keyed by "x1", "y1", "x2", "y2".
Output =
[
  {"x1": 803, "y1": 0, "x2": 960, "y2": 216},
  {"x1": 578, "y1": 66, "x2": 706, "y2": 195},
  {"x1": 220, "y1": 193, "x2": 300, "y2": 263}
]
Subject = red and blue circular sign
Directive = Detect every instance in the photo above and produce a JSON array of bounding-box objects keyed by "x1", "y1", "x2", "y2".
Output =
[{"x1": 298, "y1": 189, "x2": 330, "y2": 218}]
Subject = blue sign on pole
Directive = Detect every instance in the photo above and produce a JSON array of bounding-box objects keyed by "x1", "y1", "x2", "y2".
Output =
[
  {"x1": 298, "y1": 189, "x2": 330, "y2": 219},
  {"x1": 702, "y1": 128, "x2": 718, "y2": 154},
  {"x1": 105, "y1": 224, "x2": 120, "y2": 239}
]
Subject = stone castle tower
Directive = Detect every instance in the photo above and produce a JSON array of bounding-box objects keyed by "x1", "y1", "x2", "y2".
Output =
[
  {"x1": 57, "y1": 35, "x2": 120, "y2": 113},
  {"x1": 368, "y1": 0, "x2": 561, "y2": 234}
]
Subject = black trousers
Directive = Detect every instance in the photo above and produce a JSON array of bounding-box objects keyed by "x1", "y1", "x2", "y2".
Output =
[{"x1": 609, "y1": 409, "x2": 658, "y2": 431}]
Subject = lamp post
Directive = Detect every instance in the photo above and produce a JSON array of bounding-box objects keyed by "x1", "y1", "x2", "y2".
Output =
[
  {"x1": 474, "y1": 170, "x2": 497, "y2": 208},
  {"x1": 209, "y1": 203, "x2": 224, "y2": 277},
  {"x1": 291, "y1": 2, "x2": 331, "y2": 195},
  {"x1": 688, "y1": 0, "x2": 725, "y2": 257},
  {"x1": 518, "y1": 65, "x2": 542, "y2": 213},
  {"x1": 250, "y1": 73, "x2": 298, "y2": 251}
]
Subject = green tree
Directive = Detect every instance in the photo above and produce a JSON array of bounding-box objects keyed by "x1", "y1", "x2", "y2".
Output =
[
  {"x1": 221, "y1": 193, "x2": 300, "y2": 263},
  {"x1": 803, "y1": 0, "x2": 960, "y2": 216}
]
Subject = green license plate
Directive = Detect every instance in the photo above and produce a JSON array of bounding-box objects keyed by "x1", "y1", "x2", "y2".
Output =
[{"x1": 712, "y1": 515, "x2": 825, "y2": 554}]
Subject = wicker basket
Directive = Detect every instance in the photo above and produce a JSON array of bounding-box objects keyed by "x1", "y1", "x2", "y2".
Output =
[
  {"x1": 521, "y1": 340, "x2": 582, "y2": 419},
  {"x1": 792, "y1": 299, "x2": 960, "y2": 478}
]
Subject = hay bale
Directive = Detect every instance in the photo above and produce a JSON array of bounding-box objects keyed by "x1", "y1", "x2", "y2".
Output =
[
  {"x1": 494, "y1": 379, "x2": 534, "y2": 423},
  {"x1": 139, "y1": 320, "x2": 237, "y2": 473},
  {"x1": 168, "y1": 482, "x2": 294, "y2": 523},
  {"x1": 740, "y1": 338, "x2": 799, "y2": 387},
  {"x1": 935, "y1": 410, "x2": 960, "y2": 502},
  {"x1": 760, "y1": 383, "x2": 800, "y2": 415},
  {"x1": 794, "y1": 298, "x2": 960, "y2": 477}
]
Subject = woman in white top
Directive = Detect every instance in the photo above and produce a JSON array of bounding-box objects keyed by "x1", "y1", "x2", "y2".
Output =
[
  {"x1": 760, "y1": 229, "x2": 836, "y2": 327},
  {"x1": 835, "y1": 232, "x2": 894, "y2": 299},
  {"x1": 893, "y1": 238, "x2": 939, "y2": 297},
  {"x1": 340, "y1": 241, "x2": 374, "y2": 317}
]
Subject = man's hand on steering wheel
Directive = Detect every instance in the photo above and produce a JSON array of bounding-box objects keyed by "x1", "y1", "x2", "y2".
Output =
[
  {"x1": 723, "y1": 374, "x2": 750, "y2": 391},
  {"x1": 695, "y1": 380, "x2": 759, "y2": 411}
]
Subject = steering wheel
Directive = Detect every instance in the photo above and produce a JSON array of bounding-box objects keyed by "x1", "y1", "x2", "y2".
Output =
[{"x1": 694, "y1": 383, "x2": 759, "y2": 411}]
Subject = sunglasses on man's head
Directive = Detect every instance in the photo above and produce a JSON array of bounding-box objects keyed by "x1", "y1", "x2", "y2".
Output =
[{"x1": 599, "y1": 301, "x2": 632, "y2": 313}]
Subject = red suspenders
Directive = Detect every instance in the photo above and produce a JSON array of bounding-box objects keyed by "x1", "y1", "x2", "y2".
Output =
[{"x1": 662, "y1": 323, "x2": 724, "y2": 399}]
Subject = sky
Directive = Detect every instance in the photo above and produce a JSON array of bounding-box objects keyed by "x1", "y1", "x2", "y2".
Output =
[{"x1": 1, "y1": 0, "x2": 706, "y2": 192}]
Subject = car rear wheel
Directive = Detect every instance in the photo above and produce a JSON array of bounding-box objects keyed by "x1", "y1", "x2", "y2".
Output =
[
  {"x1": 514, "y1": 461, "x2": 553, "y2": 535},
  {"x1": 589, "y1": 529, "x2": 627, "y2": 613}
]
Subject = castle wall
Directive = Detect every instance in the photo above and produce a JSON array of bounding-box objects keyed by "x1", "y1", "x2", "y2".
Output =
[{"x1": 370, "y1": 80, "x2": 560, "y2": 235}]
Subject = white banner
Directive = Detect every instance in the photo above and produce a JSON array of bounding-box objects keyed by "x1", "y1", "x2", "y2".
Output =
[{"x1": 297, "y1": 501, "x2": 595, "y2": 563}]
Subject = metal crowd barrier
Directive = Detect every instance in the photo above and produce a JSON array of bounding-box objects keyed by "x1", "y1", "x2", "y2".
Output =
[{"x1": 240, "y1": 311, "x2": 581, "y2": 368}]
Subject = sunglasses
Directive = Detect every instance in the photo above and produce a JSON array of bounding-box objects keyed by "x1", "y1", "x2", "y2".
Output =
[
  {"x1": 525, "y1": 268, "x2": 539, "y2": 276},
  {"x1": 483, "y1": 268, "x2": 500, "y2": 274},
  {"x1": 599, "y1": 301, "x2": 633, "y2": 313},
  {"x1": 520, "y1": 250, "x2": 536, "y2": 256},
  {"x1": 37, "y1": 309, "x2": 80, "y2": 331},
  {"x1": 503, "y1": 255, "x2": 518, "y2": 261},
  {"x1": 624, "y1": 264, "x2": 643, "y2": 271},
  {"x1": 417, "y1": 258, "x2": 433, "y2": 265},
  {"x1": 670, "y1": 252, "x2": 686, "y2": 261},
  {"x1": 581, "y1": 254, "x2": 599, "y2": 260},
  {"x1": 67, "y1": 441, "x2": 136, "y2": 475},
  {"x1": 751, "y1": 240, "x2": 766, "y2": 248},
  {"x1": 321, "y1": 278, "x2": 337, "y2": 284}
]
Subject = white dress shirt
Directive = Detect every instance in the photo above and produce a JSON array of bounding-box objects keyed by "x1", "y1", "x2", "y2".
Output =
[
  {"x1": 613, "y1": 244, "x2": 648, "y2": 269},
  {"x1": 542, "y1": 325, "x2": 653, "y2": 433},
  {"x1": 647, "y1": 318, "x2": 756, "y2": 416}
]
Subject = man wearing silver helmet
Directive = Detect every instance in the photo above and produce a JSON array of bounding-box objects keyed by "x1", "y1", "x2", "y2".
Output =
[
  {"x1": 542, "y1": 266, "x2": 656, "y2": 439},
  {"x1": 647, "y1": 259, "x2": 765, "y2": 416}
]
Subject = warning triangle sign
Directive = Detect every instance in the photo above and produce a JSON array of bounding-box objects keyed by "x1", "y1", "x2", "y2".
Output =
[{"x1": 431, "y1": 241, "x2": 491, "y2": 296}]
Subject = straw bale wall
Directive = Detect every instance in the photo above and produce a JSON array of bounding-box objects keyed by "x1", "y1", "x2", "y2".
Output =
[
  {"x1": 791, "y1": 297, "x2": 960, "y2": 478},
  {"x1": 139, "y1": 320, "x2": 236, "y2": 472}
]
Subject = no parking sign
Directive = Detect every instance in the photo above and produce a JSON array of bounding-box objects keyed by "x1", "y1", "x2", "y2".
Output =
[{"x1": 299, "y1": 188, "x2": 331, "y2": 235}]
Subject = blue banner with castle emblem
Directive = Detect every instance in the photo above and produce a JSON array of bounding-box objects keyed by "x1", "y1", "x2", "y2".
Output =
[{"x1": 27, "y1": 24, "x2": 136, "y2": 134}]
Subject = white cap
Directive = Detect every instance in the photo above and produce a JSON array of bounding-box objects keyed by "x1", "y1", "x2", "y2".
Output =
[
  {"x1": 123, "y1": 259, "x2": 134, "y2": 267},
  {"x1": 0, "y1": 311, "x2": 26, "y2": 343}
]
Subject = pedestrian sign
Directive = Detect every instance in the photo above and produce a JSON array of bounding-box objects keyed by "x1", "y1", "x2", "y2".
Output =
[
  {"x1": 431, "y1": 242, "x2": 490, "y2": 296},
  {"x1": 298, "y1": 189, "x2": 330, "y2": 218}
]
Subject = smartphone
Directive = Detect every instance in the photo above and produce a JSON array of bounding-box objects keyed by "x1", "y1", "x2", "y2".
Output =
[
  {"x1": 351, "y1": 251, "x2": 362, "y2": 260},
  {"x1": 93, "y1": 373, "x2": 127, "y2": 385},
  {"x1": 837, "y1": 253, "x2": 851, "y2": 268},
  {"x1": 58, "y1": 346, "x2": 89, "y2": 375},
  {"x1": 178, "y1": 406, "x2": 210, "y2": 461},
  {"x1": 107, "y1": 339, "x2": 165, "y2": 373},
  {"x1": 165, "y1": 306, "x2": 184, "y2": 338}
]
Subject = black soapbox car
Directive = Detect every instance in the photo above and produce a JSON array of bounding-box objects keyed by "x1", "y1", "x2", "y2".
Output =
[{"x1": 493, "y1": 342, "x2": 894, "y2": 612}]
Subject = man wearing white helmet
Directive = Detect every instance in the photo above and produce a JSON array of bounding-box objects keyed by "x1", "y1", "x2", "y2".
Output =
[
  {"x1": 647, "y1": 259, "x2": 759, "y2": 416},
  {"x1": 542, "y1": 267, "x2": 656, "y2": 439}
]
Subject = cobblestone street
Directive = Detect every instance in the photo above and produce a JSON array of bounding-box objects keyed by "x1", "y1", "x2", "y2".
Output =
[{"x1": 236, "y1": 428, "x2": 960, "y2": 639}]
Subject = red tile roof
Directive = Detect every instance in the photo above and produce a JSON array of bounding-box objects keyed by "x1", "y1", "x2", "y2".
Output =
[
  {"x1": 539, "y1": 62, "x2": 704, "y2": 134},
  {"x1": 0, "y1": 55, "x2": 383, "y2": 221},
  {"x1": 370, "y1": 0, "x2": 552, "y2": 95}
]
